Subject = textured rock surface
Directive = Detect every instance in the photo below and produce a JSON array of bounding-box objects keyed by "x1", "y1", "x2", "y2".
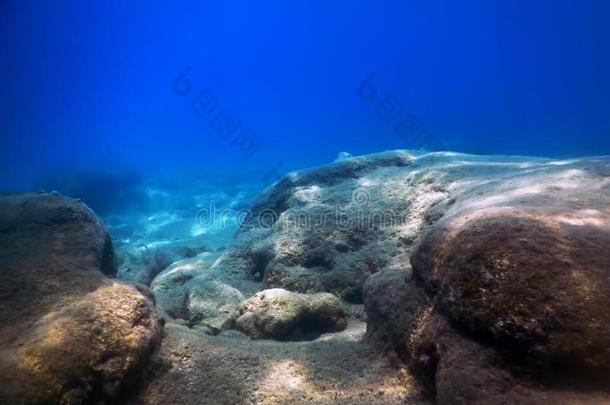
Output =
[
  {"x1": 364, "y1": 265, "x2": 428, "y2": 359},
  {"x1": 0, "y1": 192, "x2": 162, "y2": 404},
  {"x1": 187, "y1": 280, "x2": 245, "y2": 333},
  {"x1": 358, "y1": 152, "x2": 610, "y2": 402},
  {"x1": 210, "y1": 151, "x2": 420, "y2": 302},
  {"x1": 150, "y1": 254, "x2": 211, "y2": 319},
  {"x1": 211, "y1": 150, "x2": 581, "y2": 304},
  {"x1": 136, "y1": 322, "x2": 424, "y2": 404},
  {"x1": 116, "y1": 243, "x2": 190, "y2": 285},
  {"x1": 149, "y1": 252, "x2": 245, "y2": 333},
  {"x1": 4, "y1": 151, "x2": 608, "y2": 403},
  {"x1": 413, "y1": 214, "x2": 610, "y2": 368},
  {"x1": 226, "y1": 288, "x2": 347, "y2": 341},
  {"x1": 195, "y1": 149, "x2": 610, "y2": 402}
]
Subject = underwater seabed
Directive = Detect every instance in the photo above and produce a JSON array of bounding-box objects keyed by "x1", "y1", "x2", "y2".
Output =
[{"x1": 1, "y1": 149, "x2": 609, "y2": 404}]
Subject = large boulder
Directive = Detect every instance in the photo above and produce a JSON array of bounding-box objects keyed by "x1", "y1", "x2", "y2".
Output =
[
  {"x1": 203, "y1": 149, "x2": 608, "y2": 402},
  {"x1": 0, "y1": 192, "x2": 162, "y2": 404},
  {"x1": 225, "y1": 288, "x2": 347, "y2": 341},
  {"x1": 362, "y1": 153, "x2": 610, "y2": 402},
  {"x1": 413, "y1": 213, "x2": 610, "y2": 368}
]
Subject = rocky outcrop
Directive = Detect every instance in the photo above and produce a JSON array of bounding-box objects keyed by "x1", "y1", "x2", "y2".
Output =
[
  {"x1": 0, "y1": 192, "x2": 162, "y2": 404},
  {"x1": 200, "y1": 149, "x2": 610, "y2": 402},
  {"x1": 187, "y1": 280, "x2": 245, "y2": 333},
  {"x1": 363, "y1": 265, "x2": 427, "y2": 358},
  {"x1": 413, "y1": 214, "x2": 610, "y2": 369},
  {"x1": 225, "y1": 288, "x2": 347, "y2": 341},
  {"x1": 149, "y1": 252, "x2": 246, "y2": 333},
  {"x1": 210, "y1": 150, "x2": 574, "y2": 306},
  {"x1": 149, "y1": 254, "x2": 211, "y2": 319},
  {"x1": 210, "y1": 151, "x2": 420, "y2": 302},
  {"x1": 361, "y1": 153, "x2": 610, "y2": 402},
  {"x1": 13, "y1": 151, "x2": 605, "y2": 404}
]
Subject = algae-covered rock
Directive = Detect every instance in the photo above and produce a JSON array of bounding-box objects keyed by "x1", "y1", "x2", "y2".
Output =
[
  {"x1": 149, "y1": 253, "x2": 245, "y2": 331},
  {"x1": 193, "y1": 151, "x2": 610, "y2": 402},
  {"x1": 226, "y1": 288, "x2": 347, "y2": 341},
  {"x1": 359, "y1": 153, "x2": 610, "y2": 402},
  {"x1": 0, "y1": 192, "x2": 162, "y2": 404},
  {"x1": 363, "y1": 265, "x2": 429, "y2": 359},
  {"x1": 149, "y1": 254, "x2": 209, "y2": 319},
  {"x1": 210, "y1": 150, "x2": 423, "y2": 301},
  {"x1": 413, "y1": 212, "x2": 610, "y2": 368},
  {"x1": 186, "y1": 280, "x2": 245, "y2": 332}
]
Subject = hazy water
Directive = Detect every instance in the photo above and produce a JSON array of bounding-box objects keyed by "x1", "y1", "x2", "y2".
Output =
[{"x1": 2, "y1": 0, "x2": 609, "y2": 208}]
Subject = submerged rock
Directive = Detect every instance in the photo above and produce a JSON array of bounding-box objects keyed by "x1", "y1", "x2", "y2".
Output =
[
  {"x1": 203, "y1": 149, "x2": 610, "y2": 402},
  {"x1": 117, "y1": 245, "x2": 174, "y2": 285},
  {"x1": 10, "y1": 151, "x2": 606, "y2": 403},
  {"x1": 360, "y1": 152, "x2": 610, "y2": 402},
  {"x1": 115, "y1": 234, "x2": 212, "y2": 286},
  {"x1": 364, "y1": 265, "x2": 428, "y2": 359},
  {"x1": 211, "y1": 150, "x2": 418, "y2": 301},
  {"x1": 226, "y1": 288, "x2": 347, "y2": 341},
  {"x1": 149, "y1": 254, "x2": 209, "y2": 319},
  {"x1": 187, "y1": 280, "x2": 245, "y2": 333},
  {"x1": 413, "y1": 213, "x2": 610, "y2": 368},
  {"x1": 0, "y1": 192, "x2": 162, "y2": 404},
  {"x1": 149, "y1": 253, "x2": 245, "y2": 332}
]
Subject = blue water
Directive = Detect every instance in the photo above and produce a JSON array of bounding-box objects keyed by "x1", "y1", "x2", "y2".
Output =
[{"x1": 2, "y1": 0, "x2": 609, "y2": 203}]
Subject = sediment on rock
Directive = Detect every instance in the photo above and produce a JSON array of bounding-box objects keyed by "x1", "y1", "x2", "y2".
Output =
[
  {"x1": 224, "y1": 288, "x2": 347, "y2": 341},
  {"x1": 5, "y1": 151, "x2": 608, "y2": 404},
  {"x1": 360, "y1": 152, "x2": 610, "y2": 403},
  {"x1": 0, "y1": 192, "x2": 162, "y2": 404}
]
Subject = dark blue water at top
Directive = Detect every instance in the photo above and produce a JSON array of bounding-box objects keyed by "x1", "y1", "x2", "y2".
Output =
[{"x1": 2, "y1": 0, "x2": 609, "y2": 195}]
